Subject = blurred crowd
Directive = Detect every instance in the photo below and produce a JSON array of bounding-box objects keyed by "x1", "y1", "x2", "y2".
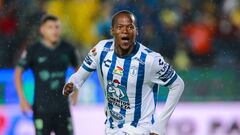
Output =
[{"x1": 0, "y1": 0, "x2": 240, "y2": 70}]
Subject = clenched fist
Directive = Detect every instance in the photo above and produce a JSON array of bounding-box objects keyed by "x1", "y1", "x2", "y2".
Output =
[{"x1": 63, "y1": 82, "x2": 74, "y2": 96}]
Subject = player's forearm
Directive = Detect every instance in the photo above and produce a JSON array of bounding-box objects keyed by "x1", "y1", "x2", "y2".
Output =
[
  {"x1": 160, "y1": 75, "x2": 184, "y2": 121},
  {"x1": 151, "y1": 76, "x2": 184, "y2": 134},
  {"x1": 14, "y1": 67, "x2": 26, "y2": 101},
  {"x1": 67, "y1": 66, "x2": 92, "y2": 91}
]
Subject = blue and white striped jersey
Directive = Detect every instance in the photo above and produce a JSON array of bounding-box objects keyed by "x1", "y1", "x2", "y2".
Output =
[{"x1": 69, "y1": 39, "x2": 178, "y2": 129}]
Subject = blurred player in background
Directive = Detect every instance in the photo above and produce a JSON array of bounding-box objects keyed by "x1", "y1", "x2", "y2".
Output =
[
  {"x1": 63, "y1": 10, "x2": 184, "y2": 135},
  {"x1": 14, "y1": 14, "x2": 79, "y2": 135}
]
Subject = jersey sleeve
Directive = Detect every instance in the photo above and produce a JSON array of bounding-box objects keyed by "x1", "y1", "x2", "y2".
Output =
[
  {"x1": 67, "y1": 65, "x2": 93, "y2": 91},
  {"x1": 81, "y1": 47, "x2": 98, "y2": 72},
  {"x1": 67, "y1": 45, "x2": 100, "y2": 91},
  {"x1": 16, "y1": 47, "x2": 33, "y2": 70},
  {"x1": 150, "y1": 55, "x2": 178, "y2": 86}
]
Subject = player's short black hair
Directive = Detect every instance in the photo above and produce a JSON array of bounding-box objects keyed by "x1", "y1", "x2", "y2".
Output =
[
  {"x1": 111, "y1": 10, "x2": 137, "y2": 27},
  {"x1": 40, "y1": 14, "x2": 59, "y2": 25}
]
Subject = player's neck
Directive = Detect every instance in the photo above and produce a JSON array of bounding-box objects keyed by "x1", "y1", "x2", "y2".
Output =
[
  {"x1": 114, "y1": 43, "x2": 134, "y2": 58},
  {"x1": 41, "y1": 39, "x2": 59, "y2": 49}
]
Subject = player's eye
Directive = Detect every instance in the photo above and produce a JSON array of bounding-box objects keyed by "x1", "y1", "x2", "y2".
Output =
[
  {"x1": 116, "y1": 25, "x2": 122, "y2": 30},
  {"x1": 128, "y1": 25, "x2": 134, "y2": 30}
]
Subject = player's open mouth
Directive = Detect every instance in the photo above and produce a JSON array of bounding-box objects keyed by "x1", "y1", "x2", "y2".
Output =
[{"x1": 121, "y1": 37, "x2": 130, "y2": 44}]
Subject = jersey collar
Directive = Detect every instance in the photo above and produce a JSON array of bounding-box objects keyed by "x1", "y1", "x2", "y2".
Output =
[
  {"x1": 113, "y1": 42, "x2": 140, "y2": 59},
  {"x1": 40, "y1": 39, "x2": 61, "y2": 50}
]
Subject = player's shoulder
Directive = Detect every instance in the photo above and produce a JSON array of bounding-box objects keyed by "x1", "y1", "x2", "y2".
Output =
[
  {"x1": 60, "y1": 40, "x2": 73, "y2": 46},
  {"x1": 91, "y1": 39, "x2": 114, "y2": 53},
  {"x1": 59, "y1": 40, "x2": 75, "y2": 50},
  {"x1": 138, "y1": 43, "x2": 163, "y2": 59},
  {"x1": 26, "y1": 42, "x2": 41, "y2": 53},
  {"x1": 95, "y1": 39, "x2": 113, "y2": 49}
]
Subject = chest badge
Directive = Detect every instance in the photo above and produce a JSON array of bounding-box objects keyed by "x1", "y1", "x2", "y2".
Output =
[
  {"x1": 130, "y1": 66, "x2": 138, "y2": 77},
  {"x1": 113, "y1": 66, "x2": 124, "y2": 76}
]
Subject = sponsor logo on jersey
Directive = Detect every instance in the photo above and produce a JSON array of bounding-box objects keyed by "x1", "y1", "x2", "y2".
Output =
[
  {"x1": 103, "y1": 47, "x2": 114, "y2": 52},
  {"x1": 156, "y1": 64, "x2": 174, "y2": 81},
  {"x1": 133, "y1": 57, "x2": 144, "y2": 65},
  {"x1": 159, "y1": 58, "x2": 164, "y2": 65},
  {"x1": 113, "y1": 66, "x2": 124, "y2": 76},
  {"x1": 109, "y1": 109, "x2": 124, "y2": 122},
  {"x1": 39, "y1": 70, "x2": 50, "y2": 81},
  {"x1": 107, "y1": 79, "x2": 130, "y2": 109},
  {"x1": 84, "y1": 55, "x2": 93, "y2": 65},
  {"x1": 156, "y1": 63, "x2": 169, "y2": 76},
  {"x1": 104, "y1": 59, "x2": 111, "y2": 67}
]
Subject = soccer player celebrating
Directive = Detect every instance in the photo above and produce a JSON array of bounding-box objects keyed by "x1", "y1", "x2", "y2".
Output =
[
  {"x1": 63, "y1": 10, "x2": 184, "y2": 135},
  {"x1": 15, "y1": 14, "x2": 79, "y2": 135}
]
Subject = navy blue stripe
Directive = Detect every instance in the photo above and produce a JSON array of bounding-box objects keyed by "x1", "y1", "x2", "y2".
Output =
[
  {"x1": 131, "y1": 52, "x2": 147, "y2": 127},
  {"x1": 151, "y1": 114, "x2": 155, "y2": 124},
  {"x1": 109, "y1": 117, "x2": 114, "y2": 128},
  {"x1": 153, "y1": 84, "x2": 158, "y2": 108},
  {"x1": 164, "y1": 73, "x2": 177, "y2": 86},
  {"x1": 118, "y1": 58, "x2": 132, "y2": 128},
  {"x1": 107, "y1": 53, "x2": 117, "y2": 128},
  {"x1": 107, "y1": 53, "x2": 116, "y2": 87},
  {"x1": 151, "y1": 84, "x2": 158, "y2": 124},
  {"x1": 82, "y1": 64, "x2": 96, "y2": 72},
  {"x1": 99, "y1": 41, "x2": 113, "y2": 128},
  {"x1": 99, "y1": 41, "x2": 112, "y2": 77}
]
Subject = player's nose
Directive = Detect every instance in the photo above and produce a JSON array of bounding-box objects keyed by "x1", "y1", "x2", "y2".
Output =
[{"x1": 121, "y1": 26, "x2": 128, "y2": 33}]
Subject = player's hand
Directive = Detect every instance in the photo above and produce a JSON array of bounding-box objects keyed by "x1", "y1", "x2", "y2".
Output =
[
  {"x1": 63, "y1": 82, "x2": 74, "y2": 96},
  {"x1": 150, "y1": 133, "x2": 158, "y2": 135},
  {"x1": 19, "y1": 98, "x2": 32, "y2": 114}
]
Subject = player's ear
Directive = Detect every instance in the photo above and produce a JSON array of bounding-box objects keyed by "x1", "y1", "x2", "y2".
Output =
[{"x1": 40, "y1": 25, "x2": 44, "y2": 35}]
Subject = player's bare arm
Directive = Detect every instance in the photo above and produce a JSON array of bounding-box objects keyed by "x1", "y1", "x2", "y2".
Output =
[{"x1": 14, "y1": 67, "x2": 32, "y2": 113}]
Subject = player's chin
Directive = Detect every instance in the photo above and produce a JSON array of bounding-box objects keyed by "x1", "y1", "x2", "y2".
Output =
[
  {"x1": 50, "y1": 37, "x2": 60, "y2": 43},
  {"x1": 120, "y1": 43, "x2": 131, "y2": 50}
]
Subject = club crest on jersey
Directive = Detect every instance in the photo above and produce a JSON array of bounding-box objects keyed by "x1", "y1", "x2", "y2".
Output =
[
  {"x1": 113, "y1": 66, "x2": 124, "y2": 76},
  {"x1": 130, "y1": 66, "x2": 137, "y2": 77},
  {"x1": 107, "y1": 79, "x2": 130, "y2": 109}
]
